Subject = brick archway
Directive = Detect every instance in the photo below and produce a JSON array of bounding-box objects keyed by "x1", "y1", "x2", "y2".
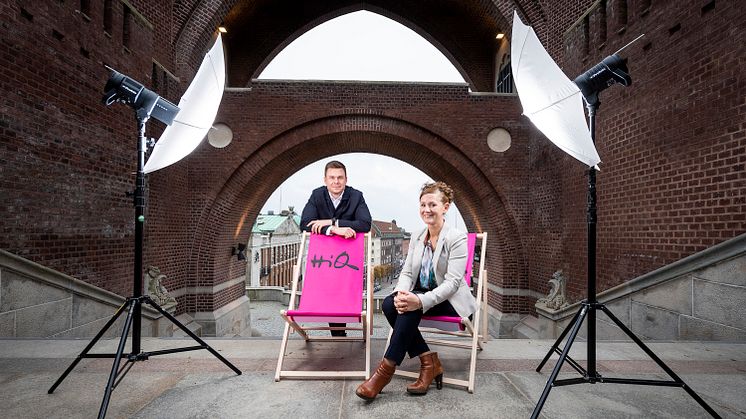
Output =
[
  {"x1": 172, "y1": 0, "x2": 539, "y2": 92},
  {"x1": 188, "y1": 112, "x2": 529, "y2": 316},
  {"x1": 164, "y1": 0, "x2": 567, "y2": 327},
  {"x1": 3, "y1": 0, "x2": 745, "y2": 340}
]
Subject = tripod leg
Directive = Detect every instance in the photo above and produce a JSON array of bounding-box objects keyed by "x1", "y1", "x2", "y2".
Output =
[
  {"x1": 98, "y1": 299, "x2": 136, "y2": 419},
  {"x1": 48, "y1": 299, "x2": 131, "y2": 394},
  {"x1": 530, "y1": 304, "x2": 589, "y2": 419},
  {"x1": 144, "y1": 298, "x2": 242, "y2": 375},
  {"x1": 536, "y1": 306, "x2": 583, "y2": 372},
  {"x1": 599, "y1": 306, "x2": 722, "y2": 419}
]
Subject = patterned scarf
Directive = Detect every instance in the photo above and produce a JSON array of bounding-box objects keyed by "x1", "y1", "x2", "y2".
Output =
[{"x1": 418, "y1": 236, "x2": 437, "y2": 290}]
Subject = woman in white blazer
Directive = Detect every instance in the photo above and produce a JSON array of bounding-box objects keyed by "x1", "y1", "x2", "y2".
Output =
[{"x1": 356, "y1": 182, "x2": 477, "y2": 400}]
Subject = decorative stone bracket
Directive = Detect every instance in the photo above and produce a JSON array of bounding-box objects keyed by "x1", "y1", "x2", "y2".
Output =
[
  {"x1": 536, "y1": 270, "x2": 569, "y2": 311},
  {"x1": 144, "y1": 266, "x2": 177, "y2": 311}
]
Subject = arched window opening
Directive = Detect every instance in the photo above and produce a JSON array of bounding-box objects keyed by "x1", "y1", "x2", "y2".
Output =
[{"x1": 259, "y1": 11, "x2": 465, "y2": 84}]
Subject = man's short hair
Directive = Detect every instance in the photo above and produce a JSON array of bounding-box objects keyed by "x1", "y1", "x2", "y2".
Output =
[{"x1": 324, "y1": 160, "x2": 347, "y2": 176}]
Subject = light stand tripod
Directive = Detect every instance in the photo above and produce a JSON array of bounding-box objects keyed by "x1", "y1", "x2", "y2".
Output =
[
  {"x1": 48, "y1": 103, "x2": 242, "y2": 419},
  {"x1": 530, "y1": 87, "x2": 720, "y2": 419}
]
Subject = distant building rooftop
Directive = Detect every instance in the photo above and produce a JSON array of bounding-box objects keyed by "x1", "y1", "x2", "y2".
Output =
[
  {"x1": 372, "y1": 220, "x2": 407, "y2": 238},
  {"x1": 252, "y1": 209, "x2": 300, "y2": 234}
]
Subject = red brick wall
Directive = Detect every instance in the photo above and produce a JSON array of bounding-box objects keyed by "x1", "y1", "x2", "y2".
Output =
[
  {"x1": 2, "y1": 0, "x2": 744, "y2": 319},
  {"x1": 537, "y1": 0, "x2": 746, "y2": 302},
  {"x1": 1, "y1": 0, "x2": 163, "y2": 295},
  {"x1": 147, "y1": 81, "x2": 533, "y2": 313}
]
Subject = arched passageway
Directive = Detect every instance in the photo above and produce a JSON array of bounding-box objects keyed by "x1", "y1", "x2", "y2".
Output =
[
  {"x1": 147, "y1": 80, "x2": 541, "y2": 334},
  {"x1": 5, "y1": 0, "x2": 743, "y2": 340},
  {"x1": 156, "y1": 0, "x2": 552, "y2": 335},
  {"x1": 206, "y1": 114, "x2": 527, "y2": 298},
  {"x1": 174, "y1": 0, "x2": 534, "y2": 92}
]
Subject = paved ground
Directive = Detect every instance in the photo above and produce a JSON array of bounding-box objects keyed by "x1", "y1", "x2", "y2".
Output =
[{"x1": 1, "y1": 336, "x2": 744, "y2": 418}]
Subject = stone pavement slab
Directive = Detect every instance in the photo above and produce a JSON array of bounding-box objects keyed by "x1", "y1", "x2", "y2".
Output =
[{"x1": 0, "y1": 338, "x2": 744, "y2": 418}]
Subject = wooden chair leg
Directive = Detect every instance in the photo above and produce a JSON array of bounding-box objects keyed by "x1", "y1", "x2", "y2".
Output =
[{"x1": 275, "y1": 322, "x2": 291, "y2": 381}]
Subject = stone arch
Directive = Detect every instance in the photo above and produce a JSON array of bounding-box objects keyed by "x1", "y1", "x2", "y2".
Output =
[
  {"x1": 171, "y1": 0, "x2": 546, "y2": 92},
  {"x1": 172, "y1": 0, "x2": 555, "y2": 81},
  {"x1": 191, "y1": 113, "x2": 529, "y2": 312},
  {"x1": 166, "y1": 0, "x2": 553, "y2": 320},
  {"x1": 172, "y1": 0, "x2": 240, "y2": 79}
]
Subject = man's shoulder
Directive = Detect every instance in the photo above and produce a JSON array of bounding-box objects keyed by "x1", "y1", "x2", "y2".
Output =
[
  {"x1": 344, "y1": 186, "x2": 364, "y2": 198},
  {"x1": 310, "y1": 186, "x2": 328, "y2": 197}
]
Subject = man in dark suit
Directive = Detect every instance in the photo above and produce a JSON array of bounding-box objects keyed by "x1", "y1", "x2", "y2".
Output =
[{"x1": 300, "y1": 160, "x2": 372, "y2": 336}]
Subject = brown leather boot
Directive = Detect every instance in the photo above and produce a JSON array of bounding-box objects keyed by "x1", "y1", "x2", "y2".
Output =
[
  {"x1": 355, "y1": 359, "x2": 396, "y2": 400},
  {"x1": 406, "y1": 352, "x2": 444, "y2": 395}
]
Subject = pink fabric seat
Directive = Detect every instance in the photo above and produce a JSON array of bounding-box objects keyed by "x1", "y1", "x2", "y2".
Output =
[{"x1": 275, "y1": 233, "x2": 373, "y2": 381}]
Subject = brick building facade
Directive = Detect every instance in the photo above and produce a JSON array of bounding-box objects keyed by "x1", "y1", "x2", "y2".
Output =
[
  {"x1": 1, "y1": 1, "x2": 743, "y2": 335},
  {"x1": 371, "y1": 220, "x2": 408, "y2": 283},
  {"x1": 372, "y1": 220, "x2": 406, "y2": 268},
  {"x1": 247, "y1": 210, "x2": 301, "y2": 288}
]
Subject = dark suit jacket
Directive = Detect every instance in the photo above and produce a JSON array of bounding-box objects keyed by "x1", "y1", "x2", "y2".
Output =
[{"x1": 300, "y1": 186, "x2": 372, "y2": 234}]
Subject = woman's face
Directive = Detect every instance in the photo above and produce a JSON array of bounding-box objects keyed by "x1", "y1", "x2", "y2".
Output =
[{"x1": 419, "y1": 191, "x2": 450, "y2": 227}]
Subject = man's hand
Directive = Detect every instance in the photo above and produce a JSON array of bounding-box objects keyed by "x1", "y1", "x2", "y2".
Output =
[
  {"x1": 331, "y1": 226, "x2": 356, "y2": 239},
  {"x1": 307, "y1": 219, "x2": 332, "y2": 234},
  {"x1": 394, "y1": 290, "x2": 422, "y2": 314}
]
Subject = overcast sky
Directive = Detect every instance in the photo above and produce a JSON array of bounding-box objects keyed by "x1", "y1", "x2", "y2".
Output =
[
  {"x1": 259, "y1": 11, "x2": 465, "y2": 82},
  {"x1": 257, "y1": 11, "x2": 467, "y2": 233}
]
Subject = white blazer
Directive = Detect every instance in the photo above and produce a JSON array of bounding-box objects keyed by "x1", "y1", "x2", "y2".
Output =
[{"x1": 394, "y1": 223, "x2": 477, "y2": 318}]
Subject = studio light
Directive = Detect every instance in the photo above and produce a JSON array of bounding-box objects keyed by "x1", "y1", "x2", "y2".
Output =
[
  {"x1": 102, "y1": 67, "x2": 179, "y2": 125},
  {"x1": 573, "y1": 54, "x2": 632, "y2": 105},
  {"x1": 143, "y1": 34, "x2": 226, "y2": 174},
  {"x1": 511, "y1": 12, "x2": 718, "y2": 419},
  {"x1": 49, "y1": 40, "x2": 240, "y2": 419}
]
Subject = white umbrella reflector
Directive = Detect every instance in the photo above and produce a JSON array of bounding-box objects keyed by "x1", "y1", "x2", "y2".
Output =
[
  {"x1": 144, "y1": 35, "x2": 226, "y2": 174},
  {"x1": 510, "y1": 11, "x2": 601, "y2": 168}
]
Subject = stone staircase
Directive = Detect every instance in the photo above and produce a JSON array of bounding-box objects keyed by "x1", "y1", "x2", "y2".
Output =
[
  {"x1": 512, "y1": 314, "x2": 540, "y2": 339},
  {"x1": 170, "y1": 313, "x2": 203, "y2": 337}
]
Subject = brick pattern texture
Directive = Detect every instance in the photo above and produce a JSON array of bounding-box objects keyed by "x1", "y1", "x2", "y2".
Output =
[{"x1": 1, "y1": 0, "x2": 744, "y2": 319}]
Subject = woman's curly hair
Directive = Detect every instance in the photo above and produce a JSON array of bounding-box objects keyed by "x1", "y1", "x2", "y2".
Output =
[{"x1": 419, "y1": 181, "x2": 454, "y2": 204}]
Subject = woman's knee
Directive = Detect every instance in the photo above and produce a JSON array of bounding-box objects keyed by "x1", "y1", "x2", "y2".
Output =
[{"x1": 382, "y1": 294, "x2": 396, "y2": 315}]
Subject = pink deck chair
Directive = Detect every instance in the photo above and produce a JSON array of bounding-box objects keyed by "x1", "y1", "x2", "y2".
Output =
[
  {"x1": 388, "y1": 232, "x2": 488, "y2": 393},
  {"x1": 275, "y1": 232, "x2": 373, "y2": 381}
]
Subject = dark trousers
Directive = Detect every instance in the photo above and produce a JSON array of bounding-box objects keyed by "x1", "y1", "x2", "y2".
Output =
[
  {"x1": 330, "y1": 322, "x2": 346, "y2": 337},
  {"x1": 382, "y1": 293, "x2": 459, "y2": 365}
]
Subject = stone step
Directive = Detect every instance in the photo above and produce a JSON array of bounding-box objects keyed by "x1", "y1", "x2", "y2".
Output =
[
  {"x1": 512, "y1": 315, "x2": 539, "y2": 339},
  {"x1": 170, "y1": 314, "x2": 202, "y2": 337}
]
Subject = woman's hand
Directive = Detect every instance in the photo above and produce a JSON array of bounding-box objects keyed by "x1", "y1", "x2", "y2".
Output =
[{"x1": 394, "y1": 290, "x2": 422, "y2": 314}]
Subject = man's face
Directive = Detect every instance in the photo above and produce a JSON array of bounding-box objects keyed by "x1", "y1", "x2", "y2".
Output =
[{"x1": 324, "y1": 168, "x2": 347, "y2": 197}]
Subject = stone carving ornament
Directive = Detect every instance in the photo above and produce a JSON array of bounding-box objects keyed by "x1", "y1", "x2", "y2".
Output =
[
  {"x1": 144, "y1": 266, "x2": 177, "y2": 308},
  {"x1": 537, "y1": 270, "x2": 569, "y2": 310}
]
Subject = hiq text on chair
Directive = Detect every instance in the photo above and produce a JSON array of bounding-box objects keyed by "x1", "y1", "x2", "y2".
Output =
[
  {"x1": 275, "y1": 232, "x2": 373, "y2": 380},
  {"x1": 387, "y1": 232, "x2": 488, "y2": 393}
]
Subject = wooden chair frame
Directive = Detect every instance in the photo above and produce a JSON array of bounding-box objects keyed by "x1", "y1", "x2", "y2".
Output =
[
  {"x1": 388, "y1": 232, "x2": 488, "y2": 393},
  {"x1": 275, "y1": 232, "x2": 374, "y2": 381}
]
